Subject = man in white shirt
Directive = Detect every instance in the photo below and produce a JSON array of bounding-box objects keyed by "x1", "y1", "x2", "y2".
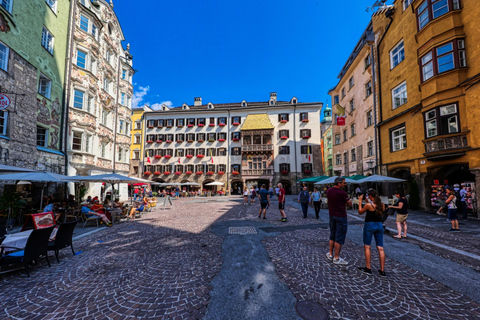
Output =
[{"x1": 275, "y1": 187, "x2": 280, "y2": 201}]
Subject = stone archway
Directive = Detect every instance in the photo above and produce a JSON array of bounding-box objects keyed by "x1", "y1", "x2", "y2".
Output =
[{"x1": 231, "y1": 180, "x2": 244, "y2": 195}]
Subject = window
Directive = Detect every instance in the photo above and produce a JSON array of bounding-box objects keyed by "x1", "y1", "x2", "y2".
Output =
[
  {"x1": 351, "y1": 123, "x2": 355, "y2": 137},
  {"x1": 300, "y1": 129, "x2": 311, "y2": 138},
  {"x1": 0, "y1": 110, "x2": 8, "y2": 135},
  {"x1": 279, "y1": 163, "x2": 290, "y2": 172},
  {"x1": 38, "y1": 74, "x2": 51, "y2": 99},
  {"x1": 134, "y1": 151, "x2": 140, "y2": 159},
  {"x1": 300, "y1": 146, "x2": 312, "y2": 154},
  {"x1": 119, "y1": 120, "x2": 124, "y2": 134},
  {"x1": 300, "y1": 113, "x2": 308, "y2": 121},
  {"x1": 366, "y1": 110, "x2": 373, "y2": 127},
  {"x1": 403, "y1": 0, "x2": 413, "y2": 10},
  {"x1": 336, "y1": 154, "x2": 342, "y2": 165},
  {"x1": 365, "y1": 81, "x2": 372, "y2": 97},
  {"x1": 232, "y1": 116, "x2": 241, "y2": 124},
  {"x1": 134, "y1": 135, "x2": 140, "y2": 144},
  {"x1": 423, "y1": 104, "x2": 459, "y2": 138},
  {"x1": 76, "y1": 50, "x2": 87, "y2": 68},
  {"x1": 344, "y1": 152, "x2": 348, "y2": 164},
  {"x1": 392, "y1": 82, "x2": 407, "y2": 109},
  {"x1": 177, "y1": 118, "x2": 185, "y2": 127},
  {"x1": 218, "y1": 164, "x2": 226, "y2": 172},
  {"x1": 158, "y1": 119, "x2": 164, "y2": 128},
  {"x1": 390, "y1": 40, "x2": 405, "y2": 69},
  {"x1": 80, "y1": 15, "x2": 89, "y2": 32},
  {"x1": 335, "y1": 134, "x2": 341, "y2": 145},
  {"x1": 91, "y1": 24, "x2": 97, "y2": 39},
  {"x1": 87, "y1": 96, "x2": 93, "y2": 113},
  {"x1": 187, "y1": 118, "x2": 195, "y2": 126},
  {"x1": 0, "y1": 41, "x2": 9, "y2": 71},
  {"x1": 232, "y1": 132, "x2": 240, "y2": 141},
  {"x1": 118, "y1": 147, "x2": 123, "y2": 162},
  {"x1": 218, "y1": 148, "x2": 227, "y2": 156},
  {"x1": 46, "y1": 0, "x2": 57, "y2": 11},
  {"x1": 166, "y1": 134, "x2": 174, "y2": 141},
  {"x1": 175, "y1": 149, "x2": 185, "y2": 157},
  {"x1": 420, "y1": 40, "x2": 465, "y2": 82},
  {"x1": 197, "y1": 133, "x2": 205, "y2": 141},
  {"x1": 72, "y1": 131, "x2": 82, "y2": 151},
  {"x1": 341, "y1": 88, "x2": 345, "y2": 99},
  {"x1": 349, "y1": 76, "x2": 354, "y2": 89},
  {"x1": 218, "y1": 132, "x2": 227, "y2": 140},
  {"x1": 391, "y1": 125, "x2": 407, "y2": 151},
  {"x1": 207, "y1": 148, "x2": 216, "y2": 157},
  {"x1": 278, "y1": 114, "x2": 289, "y2": 122},
  {"x1": 302, "y1": 163, "x2": 312, "y2": 173},
  {"x1": 231, "y1": 147, "x2": 241, "y2": 156},
  {"x1": 417, "y1": 0, "x2": 460, "y2": 30},
  {"x1": 197, "y1": 118, "x2": 206, "y2": 126},
  {"x1": 103, "y1": 78, "x2": 110, "y2": 93},
  {"x1": 351, "y1": 149, "x2": 356, "y2": 162},
  {"x1": 218, "y1": 117, "x2": 227, "y2": 125},
  {"x1": 279, "y1": 130, "x2": 289, "y2": 138},
  {"x1": 135, "y1": 121, "x2": 141, "y2": 130},
  {"x1": 101, "y1": 108, "x2": 108, "y2": 126},
  {"x1": 279, "y1": 146, "x2": 290, "y2": 154},
  {"x1": 41, "y1": 27, "x2": 54, "y2": 54},
  {"x1": 186, "y1": 164, "x2": 194, "y2": 172},
  {"x1": 122, "y1": 69, "x2": 127, "y2": 80},
  {"x1": 186, "y1": 148, "x2": 195, "y2": 156},
  {"x1": 367, "y1": 141, "x2": 374, "y2": 157},
  {"x1": 101, "y1": 143, "x2": 107, "y2": 158},
  {"x1": 73, "y1": 90, "x2": 84, "y2": 109},
  {"x1": 176, "y1": 133, "x2": 185, "y2": 142},
  {"x1": 1, "y1": 0, "x2": 12, "y2": 13},
  {"x1": 349, "y1": 99, "x2": 355, "y2": 112},
  {"x1": 121, "y1": 92, "x2": 125, "y2": 105},
  {"x1": 333, "y1": 95, "x2": 339, "y2": 105},
  {"x1": 166, "y1": 119, "x2": 174, "y2": 127},
  {"x1": 36, "y1": 126, "x2": 48, "y2": 147},
  {"x1": 343, "y1": 130, "x2": 347, "y2": 142},
  {"x1": 364, "y1": 55, "x2": 371, "y2": 70}
]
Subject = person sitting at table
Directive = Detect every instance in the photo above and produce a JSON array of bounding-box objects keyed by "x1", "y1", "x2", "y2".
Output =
[
  {"x1": 17, "y1": 196, "x2": 28, "y2": 207},
  {"x1": 66, "y1": 194, "x2": 77, "y2": 205},
  {"x1": 129, "y1": 197, "x2": 148, "y2": 219},
  {"x1": 86, "y1": 196, "x2": 92, "y2": 204},
  {"x1": 81, "y1": 203, "x2": 112, "y2": 227}
]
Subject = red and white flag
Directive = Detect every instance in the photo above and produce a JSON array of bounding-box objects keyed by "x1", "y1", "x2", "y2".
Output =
[
  {"x1": 147, "y1": 157, "x2": 151, "y2": 163},
  {"x1": 178, "y1": 158, "x2": 181, "y2": 164}
]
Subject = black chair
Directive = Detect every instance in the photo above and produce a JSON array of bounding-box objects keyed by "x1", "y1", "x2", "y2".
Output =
[
  {"x1": 47, "y1": 220, "x2": 77, "y2": 262},
  {"x1": 0, "y1": 221, "x2": 6, "y2": 237},
  {"x1": 0, "y1": 226, "x2": 55, "y2": 277},
  {"x1": 0, "y1": 236, "x2": 5, "y2": 245}
]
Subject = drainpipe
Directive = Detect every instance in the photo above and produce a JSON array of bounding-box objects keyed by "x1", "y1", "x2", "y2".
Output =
[
  {"x1": 293, "y1": 104, "x2": 297, "y2": 194},
  {"x1": 370, "y1": 43, "x2": 378, "y2": 175},
  {"x1": 227, "y1": 109, "x2": 231, "y2": 194}
]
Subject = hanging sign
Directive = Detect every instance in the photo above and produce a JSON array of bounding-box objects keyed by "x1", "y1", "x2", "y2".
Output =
[
  {"x1": 0, "y1": 94, "x2": 11, "y2": 110},
  {"x1": 336, "y1": 116, "x2": 345, "y2": 126}
]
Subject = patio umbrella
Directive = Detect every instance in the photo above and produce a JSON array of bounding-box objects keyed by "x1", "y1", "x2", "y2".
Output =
[
  {"x1": 0, "y1": 164, "x2": 36, "y2": 172},
  {"x1": 0, "y1": 171, "x2": 73, "y2": 209},
  {"x1": 182, "y1": 182, "x2": 201, "y2": 186},
  {"x1": 356, "y1": 175, "x2": 406, "y2": 183},
  {"x1": 297, "y1": 176, "x2": 329, "y2": 183},
  {"x1": 314, "y1": 176, "x2": 358, "y2": 185},
  {"x1": 205, "y1": 181, "x2": 224, "y2": 186}
]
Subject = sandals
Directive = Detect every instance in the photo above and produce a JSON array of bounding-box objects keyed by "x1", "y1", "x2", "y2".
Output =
[
  {"x1": 402, "y1": 235, "x2": 407, "y2": 238},
  {"x1": 393, "y1": 235, "x2": 402, "y2": 239}
]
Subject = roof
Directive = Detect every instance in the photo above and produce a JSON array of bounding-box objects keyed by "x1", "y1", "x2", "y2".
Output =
[{"x1": 240, "y1": 114, "x2": 274, "y2": 131}]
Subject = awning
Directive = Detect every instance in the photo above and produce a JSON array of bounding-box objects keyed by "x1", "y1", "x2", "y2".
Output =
[
  {"x1": 349, "y1": 174, "x2": 367, "y2": 181},
  {"x1": 297, "y1": 176, "x2": 329, "y2": 183}
]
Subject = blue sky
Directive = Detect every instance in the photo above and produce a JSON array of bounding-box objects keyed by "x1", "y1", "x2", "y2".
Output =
[{"x1": 114, "y1": 0, "x2": 385, "y2": 110}]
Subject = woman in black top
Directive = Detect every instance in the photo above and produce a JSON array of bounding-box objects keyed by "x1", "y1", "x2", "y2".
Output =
[
  {"x1": 358, "y1": 189, "x2": 386, "y2": 277},
  {"x1": 388, "y1": 191, "x2": 409, "y2": 239}
]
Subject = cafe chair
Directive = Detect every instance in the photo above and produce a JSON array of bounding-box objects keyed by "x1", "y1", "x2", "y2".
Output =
[
  {"x1": 81, "y1": 212, "x2": 101, "y2": 228},
  {"x1": 0, "y1": 236, "x2": 5, "y2": 245},
  {"x1": 47, "y1": 220, "x2": 77, "y2": 263},
  {"x1": 0, "y1": 226, "x2": 55, "y2": 277}
]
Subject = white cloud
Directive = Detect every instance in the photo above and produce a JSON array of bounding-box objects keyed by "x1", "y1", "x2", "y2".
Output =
[
  {"x1": 150, "y1": 101, "x2": 174, "y2": 111},
  {"x1": 132, "y1": 86, "x2": 150, "y2": 108}
]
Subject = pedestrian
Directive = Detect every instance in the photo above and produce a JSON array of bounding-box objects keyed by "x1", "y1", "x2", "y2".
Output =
[
  {"x1": 298, "y1": 186, "x2": 311, "y2": 218},
  {"x1": 250, "y1": 186, "x2": 256, "y2": 205},
  {"x1": 277, "y1": 183, "x2": 287, "y2": 222},
  {"x1": 258, "y1": 184, "x2": 270, "y2": 219},
  {"x1": 312, "y1": 187, "x2": 322, "y2": 219},
  {"x1": 268, "y1": 185, "x2": 274, "y2": 199},
  {"x1": 355, "y1": 185, "x2": 362, "y2": 197},
  {"x1": 357, "y1": 189, "x2": 386, "y2": 277},
  {"x1": 326, "y1": 177, "x2": 352, "y2": 265},
  {"x1": 459, "y1": 185, "x2": 468, "y2": 220},
  {"x1": 243, "y1": 187, "x2": 249, "y2": 205},
  {"x1": 436, "y1": 187, "x2": 446, "y2": 215},
  {"x1": 275, "y1": 186, "x2": 280, "y2": 201},
  {"x1": 445, "y1": 187, "x2": 460, "y2": 231},
  {"x1": 388, "y1": 191, "x2": 409, "y2": 238}
]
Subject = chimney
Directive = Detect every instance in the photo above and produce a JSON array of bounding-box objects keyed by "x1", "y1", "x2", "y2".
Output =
[
  {"x1": 194, "y1": 97, "x2": 202, "y2": 106},
  {"x1": 270, "y1": 92, "x2": 277, "y2": 102}
]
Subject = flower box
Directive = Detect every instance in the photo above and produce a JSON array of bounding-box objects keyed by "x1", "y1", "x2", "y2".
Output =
[
  {"x1": 153, "y1": 171, "x2": 161, "y2": 175},
  {"x1": 164, "y1": 155, "x2": 172, "y2": 159},
  {"x1": 156, "y1": 140, "x2": 163, "y2": 143},
  {"x1": 187, "y1": 124, "x2": 194, "y2": 127},
  {"x1": 146, "y1": 140, "x2": 153, "y2": 143},
  {"x1": 232, "y1": 138, "x2": 239, "y2": 141},
  {"x1": 218, "y1": 139, "x2": 226, "y2": 142},
  {"x1": 206, "y1": 171, "x2": 214, "y2": 175},
  {"x1": 198, "y1": 124, "x2": 205, "y2": 127},
  {"x1": 302, "y1": 136, "x2": 311, "y2": 139},
  {"x1": 280, "y1": 170, "x2": 289, "y2": 175},
  {"x1": 196, "y1": 154, "x2": 205, "y2": 158},
  {"x1": 302, "y1": 119, "x2": 309, "y2": 123},
  {"x1": 209, "y1": 123, "x2": 215, "y2": 127},
  {"x1": 177, "y1": 125, "x2": 184, "y2": 128},
  {"x1": 196, "y1": 171, "x2": 204, "y2": 175},
  {"x1": 280, "y1": 120, "x2": 288, "y2": 123},
  {"x1": 186, "y1": 155, "x2": 193, "y2": 158},
  {"x1": 148, "y1": 126, "x2": 154, "y2": 128},
  {"x1": 175, "y1": 171, "x2": 182, "y2": 175},
  {"x1": 187, "y1": 140, "x2": 194, "y2": 143},
  {"x1": 232, "y1": 171, "x2": 240, "y2": 175},
  {"x1": 167, "y1": 125, "x2": 173, "y2": 128},
  {"x1": 208, "y1": 139, "x2": 215, "y2": 142},
  {"x1": 280, "y1": 136, "x2": 288, "y2": 140},
  {"x1": 218, "y1": 171, "x2": 225, "y2": 175},
  {"x1": 198, "y1": 139, "x2": 204, "y2": 142},
  {"x1": 232, "y1": 122, "x2": 240, "y2": 126},
  {"x1": 144, "y1": 171, "x2": 152, "y2": 175},
  {"x1": 163, "y1": 171, "x2": 171, "y2": 175},
  {"x1": 176, "y1": 140, "x2": 184, "y2": 143},
  {"x1": 185, "y1": 171, "x2": 193, "y2": 175},
  {"x1": 166, "y1": 140, "x2": 173, "y2": 143},
  {"x1": 219, "y1": 123, "x2": 226, "y2": 127},
  {"x1": 303, "y1": 170, "x2": 312, "y2": 174},
  {"x1": 154, "y1": 155, "x2": 162, "y2": 159}
]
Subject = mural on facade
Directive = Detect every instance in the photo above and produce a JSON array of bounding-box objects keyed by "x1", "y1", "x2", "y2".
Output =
[{"x1": 0, "y1": 12, "x2": 10, "y2": 33}]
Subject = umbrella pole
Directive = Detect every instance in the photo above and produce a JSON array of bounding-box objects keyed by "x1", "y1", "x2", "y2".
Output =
[{"x1": 40, "y1": 182, "x2": 45, "y2": 210}]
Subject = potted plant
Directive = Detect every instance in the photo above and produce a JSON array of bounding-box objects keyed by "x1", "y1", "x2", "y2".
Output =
[
  {"x1": 280, "y1": 170, "x2": 289, "y2": 175},
  {"x1": 232, "y1": 138, "x2": 239, "y2": 141},
  {"x1": 146, "y1": 140, "x2": 153, "y2": 143},
  {"x1": 232, "y1": 171, "x2": 240, "y2": 175},
  {"x1": 163, "y1": 171, "x2": 171, "y2": 175},
  {"x1": 303, "y1": 170, "x2": 312, "y2": 174},
  {"x1": 153, "y1": 171, "x2": 161, "y2": 175},
  {"x1": 302, "y1": 119, "x2": 309, "y2": 123},
  {"x1": 187, "y1": 124, "x2": 194, "y2": 127},
  {"x1": 185, "y1": 171, "x2": 193, "y2": 175},
  {"x1": 198, "y1": 139, "x2": 205, "y2": 142},
  {"x1": 176, "y1": 140, "x2": 183, "y2": 143},
  {"x1": 232, "y1": 122, "x2": 240, "y2": 126},
  {"x1": 198, "y1": 123, "x2": 205, "y2": 127},
  {"x1": 164, "y1": 155, "x2": 172, "y2": 159},
  {"x1": 187, "y1": 140, "x2": 194, "y2": 143},
  {"x1": 218, "y1": 139, "x2": 226, "y2": 142},
  {"x1": 206, "y1": 171, "x2": 214, "y2": 175},
  {"x1": 280, "y1": 119, "x2": 288, "y2": 123},
  {"x1": 166, "y1": 140, "x2": 173, "y2": 143},
  {"x1": 208, "y1": 139, "x2": 215, "y2": 142},
  {"x1": 197, "y1": 154, "x2": 205, "y2": 158},
  {"x1": 280, "y1": 136, "x2": 288, "y2": 140},
  {"x1": 196, "y1": 171, "x2": 204, "y2": 175},
  {"x1": 219, "y1": 123, "x2": 226, "y2": 127},
  {"x1": 186, "y1": 155, "x2": 193, "y2": 158},
  {"x1": 0, "y1": 191, "x2": 22, "y2": 228},
  {"x1": 156, "y1": 140, "x2": 163, "y2": 143},
  {"x1": 144, "y1": 171, "x2": 152, "y2": 175},
  {"x1": 209, "y1": 123, "x2": 215, "y2": 127},
  {"x1": 302, "y1": 135, "x2": 311, "y2": 139},
  {"x1": 154, "y1": 155, "x2": 162, "y2": 159},
  {"x1": 218, "y1": 171, "x2": 225, "y2": 175},
  {"x1": 175, "y1": 171, "x2": 182, "y2": 175}
]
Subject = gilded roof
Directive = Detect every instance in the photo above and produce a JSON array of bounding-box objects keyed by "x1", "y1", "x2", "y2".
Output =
[{"x1": 241, "y1": 114, "x2": 274, "y2": 131}]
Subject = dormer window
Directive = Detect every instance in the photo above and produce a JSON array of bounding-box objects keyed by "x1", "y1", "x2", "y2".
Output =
[
  {"x1": 270, "y1": 100, "x2": 274, "y2": 106},
  {"x1": 182, "y1": 103, "x2": 189, "y2": 110},
  {"x1": 292, "y1": 98, "x2": 297, "y2": 104},
  {"x1": 208, "y1": 103, "x2": 214, "y2": 109},
  {"x1": 242, "y1": 100, "x2": 247, "y2": 107}
]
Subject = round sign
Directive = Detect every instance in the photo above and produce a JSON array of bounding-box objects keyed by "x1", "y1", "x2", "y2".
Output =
[{"x1": 0, "y1": 94, "x2": 11, "y2": 110}]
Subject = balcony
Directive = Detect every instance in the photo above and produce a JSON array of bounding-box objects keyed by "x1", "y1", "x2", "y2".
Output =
[
  {"x1": 241, "y1": 144, "x2": 273, "y2": 152},
  {"x1": 424, "y1": 133, "x2": 469, "y2": 160},
  {"x1": 242, "y1": 169, "x2": 273, "y2": 176}
]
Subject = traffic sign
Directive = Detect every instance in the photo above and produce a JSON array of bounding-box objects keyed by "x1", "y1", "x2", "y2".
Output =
[{"x1": 0, "y1": 94, "x2": 10, "y2": 110}]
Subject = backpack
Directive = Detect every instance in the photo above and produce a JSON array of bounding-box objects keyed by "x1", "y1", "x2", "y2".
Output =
[{"x1": 454, "y1": 190, "x2": 462, "y2": 208}]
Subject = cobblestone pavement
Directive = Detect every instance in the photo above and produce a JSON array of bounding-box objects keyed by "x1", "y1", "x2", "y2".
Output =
[{"x1": 1, "y1": 196, "x2": 480, "y2": 319}]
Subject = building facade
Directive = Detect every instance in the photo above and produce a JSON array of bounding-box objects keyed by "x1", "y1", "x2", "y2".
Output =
[
  {"x1": 329, "y1": 22, "x2": 377, "y2": 177},
  {"x1": 130, "y1": 105, "x2": 152, "y2": 178},
  {"x1": 66, "y1": 0, "x2": 134, "y2": 200},
  {"x1": 373, "y1": 0, "x2": 480, "y2": 213},
  {"x1": 321, "y1": 105, "x2": 333, "y2": 176},
  {"x1": 0, "y1": 0, "x2": 70, "y2": 174},
  {"x1": 141, "y1": 93, "x2": 322, "y2": 194}
]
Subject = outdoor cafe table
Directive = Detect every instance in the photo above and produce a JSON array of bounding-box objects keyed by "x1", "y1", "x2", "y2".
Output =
[{"x1": 0, "y1": 229, "x2": 33, "y2": 254}]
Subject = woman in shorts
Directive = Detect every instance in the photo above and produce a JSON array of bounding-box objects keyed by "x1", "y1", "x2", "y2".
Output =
[
  {"x1": 250, "y1": 187, "x2": 256, "y2": 205},
  {"x1": 388, "y1": 191, "x2": 409, "y2": 239},
  {"x1": 243, "y1": 187, "x2": 249, "y2": 205},
  {"x1": 445, "y1": 187, "x2": 460, "y2": 231},
  {"x1": 357, "y1": 189, "x2": 386, "y2": 277}
]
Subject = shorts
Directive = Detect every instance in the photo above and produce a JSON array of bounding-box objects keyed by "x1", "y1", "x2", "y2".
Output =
[
  {"x1": 175, "y1": 192, "x2": 179, "y2": 197},
  {"x1": 279, "y1": 202, "x2": 285, "y2": 210},
  {"x1": 329, "y1": 216, "x2": 348, "y2": 245},
  {"x1": 261, "y1": 202, "x2": 268, "y2": 209},
  {"x1": 448, "y1": 208, "x2": 458, "y2": 221},
  {"x1": 251, "y1": 194, "x2": 256, "y2": 199},
  {"x1": 396, "y1": 214, "x2": 408, "y2": 223},
  {"x1": 363, "y1": 222, "x2": 384, "y2": 247}
]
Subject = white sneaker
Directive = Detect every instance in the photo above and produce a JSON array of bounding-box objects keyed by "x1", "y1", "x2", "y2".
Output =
[
  {"x1": 333, "y1": 257, "x2": 348, "y2": 265},
  {"x1": 326, "y1": 253, "x2": 333, "y2": 261}
]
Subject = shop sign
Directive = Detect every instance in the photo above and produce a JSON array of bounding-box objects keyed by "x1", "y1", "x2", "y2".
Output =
[
  {"x1": 0, "y1": 94, "x2": 10, "y2": 110},
  {"x1": 434, "y1": 180, "x2": 439, "y2": 185},
  {"x1": 336, "y1": 116, "x2": 345, "y2": 126}
]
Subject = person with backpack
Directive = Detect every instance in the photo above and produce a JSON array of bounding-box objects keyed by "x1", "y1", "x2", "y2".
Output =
[
  {"x1": 388, "y1": 191, "x2": 409, "y2": 239},
  {"x1": 445, "y1": 187, "x2": 460, "y2": 232}
]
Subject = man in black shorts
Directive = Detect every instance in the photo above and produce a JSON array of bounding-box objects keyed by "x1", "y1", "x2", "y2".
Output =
[
  {"x1": 258, "y1": 184, "x2": 270, "y2": 219},
  {"x1": 278, "y1": 183, "x2": 287, "y2": 222}
]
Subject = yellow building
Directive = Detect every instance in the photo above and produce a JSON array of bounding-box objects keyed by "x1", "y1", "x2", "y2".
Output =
[
  {"x1": 130, "y1": 105, "x2": 153, "y2": 177},
  {"x1": 373, "y1": 0, "x2": 480, "y2": 214}
]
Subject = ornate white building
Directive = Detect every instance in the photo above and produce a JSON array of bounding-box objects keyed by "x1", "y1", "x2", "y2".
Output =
[
  {"x1": 140, "y1": 93, "x2": 323, "y2": 194},
  {"x1": 66, "y1": 0, "x2": 134, "y2": 200}
]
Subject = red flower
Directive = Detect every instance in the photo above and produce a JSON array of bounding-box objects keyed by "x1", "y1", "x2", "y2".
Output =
[
  {"x1": 209, "y1": 123, "x2": 215, "y2": 127},
  {"x1": 232, "y1": 171, "x2": 240, "y2": 175},
  {"x1": 196, "y1": 171, "x2": 204, "y2": 175},
  {"x1": 166, "y1": 140, "x2": 173, "y2": 143},
  {"x1": 154, "y1": 155, "x2": 162, "y2": 159},
  {"x1": 163, "y1": 171, "x2": 171, "y2": 175},
  {"x1": 148, "y1": 126, "x2": 154, "y2": 128},
  {"x1": 166, "y1": 125, "x2": 173, "y2": 128},
  {"x1": 156, "y1": 140, "x2": 163, "y2": 143},
  {"x1": 187, "y1": 140, "x2": 193, "y2": 143},
  {"x1": 206, "y1": 171, "x2": 214, "y2": 175},
  {"x1": 177, "y1": 125, "x2": 184, "y2": 128},
  {"x1": 146, "y1": 140, "x2": 153, "y2": 143},
  {"x1": 185, "y1": 171, "x2": 193, "y2": 175},
  {"x1": 219, "y1": 123, "x2": 226, "y2": 126},
  {"x1": 232, "y1": 122, "x2": 240, "y2": 126},
  {"x1": 198, "y1": 124, "x2": 205, "y2": 127},
  {"x1": 164, "y1": 155, "x2": 172, "y2": 159},
  {"x1": 197, "y1": 154, "x2": 205, "y2": 158},
  {"x1": 187, "y1": 124, "x2": 194, "y2": 127},
  {"x1": 302, "y1": 136, "x2": 311, "y2": 139},
  {"x1": 144, "y1": 171, "x2": 152, "y2": 175},
  {"x1": 218, "y1": 139, "x2": 226, "y2": 142},
  {"x1": 302, "y1": 119, "x2": 309, "y2": 122},
  {"x1": 232, "y1": 138, "x2": 239, "y2": 141},
  {"x1": 153, "y1": 171, "x2": 161, "y2": 175},
  {"x1": 303, "y1": 170, "x2": 312, "y2": 174},
  {"x1": 198, "y1": 139, "x2": 204, "y2": 142},
  {"x1": 280, "y1": 120, "x2": 288, "y2": 123},
  {"x1": 186, "y1": 155, "x2": 193, "y2": 158},
  {"x1": 280, "y1": 136, "x2": 288, "y2": 140},
  {"x1": 218, "y1": 171, "x2": 225, "y2": 175},
  {"x1": 177, "y1": 140, "x2": 183, "y2": 143},
  {"x1": 175, "y1": 171, "x2": 182, "y2": 175},
  {"x1": 280, "y1": 170, "x2": 289, "y2": 175}
]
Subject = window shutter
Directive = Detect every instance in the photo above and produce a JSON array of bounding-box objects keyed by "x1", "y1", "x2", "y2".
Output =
[
  {"x1": 287, "y1": 130, "x2": 289, "y2": 138},
  {"x1": 287, "y1": 114, "x2": 290, "y2": 121},
  {"x1": 278, "y1": 114, "x2": 281, "y2": 122},
  {"x1": 287, "y1": 146, "x2": 290, "y2": 154},
  {"x1": 389, "y1": 129, "x2": 393, "y2": 152}
]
